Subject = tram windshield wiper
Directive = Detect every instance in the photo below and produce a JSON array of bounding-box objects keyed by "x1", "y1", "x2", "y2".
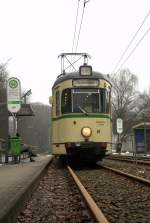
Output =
[{"x1": 76, "y1": 104, "x2": 88, "y2": 115}]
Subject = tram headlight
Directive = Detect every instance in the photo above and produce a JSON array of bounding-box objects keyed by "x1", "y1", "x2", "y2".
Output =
[{"x1": 81, "y1": 127, "x2": 92, "y2": 137}]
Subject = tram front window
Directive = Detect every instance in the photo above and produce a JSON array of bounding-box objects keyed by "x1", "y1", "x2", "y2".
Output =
[
  {"x1": 73, "y1": 89, "x2": 99, "y2": 113},
  {"x1": 61, "y1": 88, "x2": 110, "y2": 114}
]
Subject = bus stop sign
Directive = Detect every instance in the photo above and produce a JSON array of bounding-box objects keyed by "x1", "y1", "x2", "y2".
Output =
[{"x1": 7, "y1": 77, "x2": 21, "y2": 113}]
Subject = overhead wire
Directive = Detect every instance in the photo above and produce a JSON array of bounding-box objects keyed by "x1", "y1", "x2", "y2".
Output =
[
  {"x1": 70, "y1": 0, "x2": 81, "y2": 71},
  {"x1": 112, "y1": 9, "x2": 150, "y2": 74},
  {"x1": 71, "y1": 0, "x2": 80, "y2": 54},
  {"x1": 70, "y1": 0, "x2": 90, "y2": 71},
  {"x1": 116, "y1": 27, "x2": 150, "y2": 73},
  {"x1": 74, "y1": 0, "x2": 90, "y2": 54}
]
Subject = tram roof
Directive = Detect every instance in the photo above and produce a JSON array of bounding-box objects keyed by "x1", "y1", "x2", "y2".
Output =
[{"x1": 53, "y1": 71, "x2": 111, "y2": 88}]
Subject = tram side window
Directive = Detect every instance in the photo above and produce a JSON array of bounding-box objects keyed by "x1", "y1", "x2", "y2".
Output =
[
  {"x1": 100, "y1": 89, "x2": 110, "y2": 113},
  {"x1": 56, "y1": 91, "x2": 60, "y2": 116},
  {"x1": 106, "y1": 88, "x2": 111, "y2": 113},
  {"x1": 61, "y1": 89, "x2": 72, "y2": 114},
  {"x1": 100, "y1": 89, "x2": 106, "y2": 113}
]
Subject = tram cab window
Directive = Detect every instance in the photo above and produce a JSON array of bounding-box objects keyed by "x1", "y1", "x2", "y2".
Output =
[
  {"x1": 56, "y1": 91, "x2": 60, "y2": 116},
  {"x1": 73, "y1": 89, "x2": 99, "y2": 113},
  {"x1": 61, "y1": 88, "x2": 110, "y2": 114},
  {"x1": 72, "y1": 88, "x2": 110, "y2": 114},
  {"x1": 61, "y1": 89, "x2": 72, "y2": 114}
]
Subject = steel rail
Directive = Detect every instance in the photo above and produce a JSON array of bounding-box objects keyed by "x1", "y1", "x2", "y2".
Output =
[
  {"x1": 105, "y1": 156, "x2": 150, "y2": 165},
  {"x1": 67, "y1": 165, "x2": 109, "y2": 223},
  {"x1": 108, "y1": 154, "x2": 150, "y2": 160},
  {"x1": 101, "y1": 165, "x2": 150, "y2": 186}
]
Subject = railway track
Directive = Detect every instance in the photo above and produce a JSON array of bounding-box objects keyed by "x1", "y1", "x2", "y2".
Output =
[
  {"x1": 17, "y1": 158, "x2": 96, "y2": 223},
  {"x1": 17, "y1": 158, "x2": 111, "y2": 223},
  {"x1": 75, "y1": 165, "x2": 150, "y2": 223},
  {"x1": 17, "y1": 157, "x2": 150, "y2": 223},
  {"x1": 106, "y1": 154, "x2": 150, "y2": 165},
  {"x1": 67, "y1": 165, "x2": 109, "y2": 223},
  {"x1": 102, "y1": 157, "x2": 150, "y2": 181},
  {"x1": 101, "y1": 164, "x2": 150, "y2": 186}
]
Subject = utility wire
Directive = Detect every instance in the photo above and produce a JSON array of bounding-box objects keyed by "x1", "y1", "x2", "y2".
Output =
[
  {"x1": 71, "y1": 0, "x2": 80, "y2": 54},
  {"x1": 74, "y1": 0, "x2": 90, "y2": 54},
  {"x1": 112, "y1": 10, "x2": 150, "y2": 73},
  {"x1": 116, "y1": 27, "x2": 150, "y2": 73}
]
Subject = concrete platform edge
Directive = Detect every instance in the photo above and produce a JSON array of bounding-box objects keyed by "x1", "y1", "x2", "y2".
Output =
[{"x1": 0, "y1": 156, "x2": 54, "y2": 223}]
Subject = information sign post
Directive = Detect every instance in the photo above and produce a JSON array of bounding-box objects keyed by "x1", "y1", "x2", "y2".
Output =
[
  {"x1": 116, "y1": 118, "x2": 123, "y2": 134},
  {"x1": 7, "y1": 77, "x2": 21, "y2": 136},
  {"x1": 116, "y1": 118, "x2": 123, "y2": 153}
]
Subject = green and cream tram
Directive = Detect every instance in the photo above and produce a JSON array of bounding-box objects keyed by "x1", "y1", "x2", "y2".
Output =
[{"x1": 50, "y1": 53, "x2": 112, "y2": 163}]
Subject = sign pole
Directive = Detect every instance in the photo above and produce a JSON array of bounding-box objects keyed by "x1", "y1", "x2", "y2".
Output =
[
  {"x1": 12, "y1": 113, "x2": 17, "y2": 137},
  {"x1": 7, "y1": 77, "x2": 21, "y2": 163}
]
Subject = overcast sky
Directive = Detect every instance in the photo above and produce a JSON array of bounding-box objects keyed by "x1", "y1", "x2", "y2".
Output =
[{"x1": 0, "y1": 0, "x2": 150, "y2": 104}]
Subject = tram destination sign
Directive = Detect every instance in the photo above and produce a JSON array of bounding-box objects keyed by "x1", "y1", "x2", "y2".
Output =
[{"x1": 7, "y1": 77, "x2": 21, "y2": 113}]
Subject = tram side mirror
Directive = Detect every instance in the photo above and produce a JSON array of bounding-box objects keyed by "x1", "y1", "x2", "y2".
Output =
[{"x1": 49, "y1": 96, "x2": 53, "y2": 105}]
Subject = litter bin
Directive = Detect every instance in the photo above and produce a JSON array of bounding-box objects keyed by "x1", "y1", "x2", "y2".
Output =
[{"x1": 9, "y1": 137, "x2": 21, "y2": 156}]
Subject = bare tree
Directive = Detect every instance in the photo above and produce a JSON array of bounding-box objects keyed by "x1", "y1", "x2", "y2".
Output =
[
  {"x1": 0, "y1": 62, "x2": 9, "y2": 150},
  {"x1": 135, "y1": 87, "x2": 150, "y2": 121},
  {"x1": 137, "y1": 88, "x2": 150, "y2": 110},
  {"x1": 110, "y1": 69, "x2": 139, "y2": 141},
  {"x1": 0, "y1": 63, "x2": 9, "y2": 102}
]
